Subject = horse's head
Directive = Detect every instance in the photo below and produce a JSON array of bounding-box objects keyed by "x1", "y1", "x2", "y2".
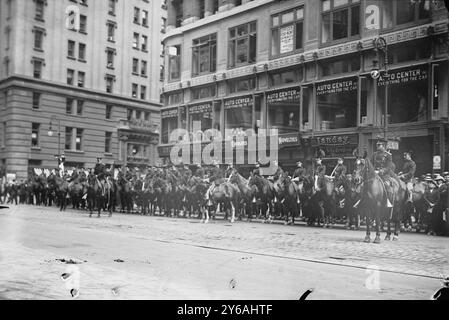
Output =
[{"x1": 353, "y1": 158, "x2": 367, "y2": 186}]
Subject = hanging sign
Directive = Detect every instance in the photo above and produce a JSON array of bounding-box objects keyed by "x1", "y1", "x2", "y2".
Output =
[
  {"x1": 188, "y1": 103, "x2": 212, "y2": 114},
  {"x1": 377, "y1": 65, "x2": 428, "y2": 87},
  {"x1": 267, "y1": 88, "x2": 300, "y2": 103},
  {"x1": 161, "y1": 108, "x2": 178, "y2": 119}
]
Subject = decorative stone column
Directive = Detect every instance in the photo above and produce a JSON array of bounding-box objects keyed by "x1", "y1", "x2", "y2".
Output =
[
  {"x1": 204, "y1": 0, "x2": 215, "y2": 17},
  {"x1": 166, "y1": 0, "x2": 177, "y2": 30},
  {"x1": 182, "y1": 0, "x2": 201, "y2": 25}
]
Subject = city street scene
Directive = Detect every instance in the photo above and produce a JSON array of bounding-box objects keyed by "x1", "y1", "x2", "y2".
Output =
[{"x1": 1, "y1": 0, "x2": 449, "y2": 301}]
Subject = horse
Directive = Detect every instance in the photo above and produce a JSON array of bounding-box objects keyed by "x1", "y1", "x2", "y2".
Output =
[
  {"x1": 181, "y1": 176, "x2": 208, "y2": 219},
  {"x1": 68, "y1": 180, "x2": 85, "y2": 210},
  {"x1": 204, "y1": 177, "x2": 240, "y2": 224},
  {"x1": 0, "y1": 177, "x2": 6, "y2": 204},
  {"x1": 248, "y1": 174, "x2": 275, "y2": 222},
  {"x1": 49, "y1": 175, "x2": 69, "y2": 212},
  {"x1": 229, "y1": 171, "x2": 258, "y2": 221},
  {"x1": 86, "y1": 175, "x2": 113, "y2": 217},
  {"x1": 353, "y1": 157, "x2": 407, "y2": 243},
  {"x1": 117, "y1": 176, "x2": 134, "y2": 214}
]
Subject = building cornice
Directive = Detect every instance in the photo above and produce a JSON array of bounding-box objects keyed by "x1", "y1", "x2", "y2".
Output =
[
  {"x1": 162, "y1": 21, "x2": 448, "y2": 94},
  {"x1": 0, "y1": 75, "x2": 162, "y2": 111}
]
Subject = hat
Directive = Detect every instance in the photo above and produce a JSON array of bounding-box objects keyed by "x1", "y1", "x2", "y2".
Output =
[
  {"x1": 425, "y1": 176, "x2": 433, "y2": 182},
  {"x1": 443, "y1": 172, "x2": 449, "y2": 176},
  {"x1": 97, "y1": 157, "x2": 102, "y2": 161},
  {"x1": 435, "y1": 175, "x2": 444, "y2": 181},
  {"x1": 403, "y1": 151, "x2": 413, "y2": 156},
  {"x1": 337, "y1": 157, "x2": 343, "y2": 162},
  {"x1": 255, "y1": 162, "x2": 260, "y2": 168}
]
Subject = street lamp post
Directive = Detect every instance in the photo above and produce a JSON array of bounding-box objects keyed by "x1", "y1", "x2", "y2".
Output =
[{"x1": 375, "y1": 37, "x2": 389, "y2": 140}]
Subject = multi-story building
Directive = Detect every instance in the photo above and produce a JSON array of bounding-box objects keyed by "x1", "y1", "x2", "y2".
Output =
[
  {"x1": 160, "y1": 0, "x2": 449, "y2": 176},
  {"x1": 0, "y1": 0, "x2": 166, "y2": 180}
]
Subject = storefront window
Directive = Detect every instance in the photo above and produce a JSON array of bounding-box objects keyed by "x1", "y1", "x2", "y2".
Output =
[
  {"x1": 191, "y1": 85, "x2": 216, "y2": 100},
  {"x1": 271, "y1": 7, "x2": 304, "y2": 57},
  {"x1": 316, "y1": 78, "x2": 358, "y2": 130},
  {"x1": 161, "y1": 108, "x2": 179, "y2": 144},
  {"x1": 224, "y1": 96, "x2": 253, "y2": 138},
  {"x1": 302, "y1": 86, "x2": 312, "y2": 131},
  {"x1": 377, "y1": 65, "x2": 429, "y2": 124},
  {"x1": 267, "y1": 88, "x2": 300, "y2": 134},
  {"x1": 321, "y1": 0, "x2": 360, "y2": 45},
  {"x1": 167, "y1": 91, "x2": 182, "y2": 105},
  {"x1": 189, "y1": 103, "x2": 213, "y2": 133},
  {"x1": 228, "y1": 77, "x2": 256, "y2": 94}
]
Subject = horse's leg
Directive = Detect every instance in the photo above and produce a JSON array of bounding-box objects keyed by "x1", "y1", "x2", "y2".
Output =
[
  {"x1": 230, "y1": 201, "x2": 235, "y2": 223},
  {"x1": 364, "y1": 206, "x2": 371, "y2": 242},
  {"x1": 385, "y1": 207, "x2": 392, "y2": 240}
]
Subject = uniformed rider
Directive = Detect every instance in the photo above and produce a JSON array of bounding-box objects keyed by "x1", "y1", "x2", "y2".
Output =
[{"x1": 398, "y1": 151, "x2": 416, "y2": 203}]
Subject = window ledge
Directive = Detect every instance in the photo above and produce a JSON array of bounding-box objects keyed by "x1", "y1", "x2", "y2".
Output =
[
  {"x1": 107, "y1": 66, "x2": 115, "y2": 70},
  {"x1": 104, "y1": 153, "x2": 113, "y2": 157},
  {"x1": 65, "y1": 150, "x2": 85, "y2": 154},
  {"x1": 78, "y1": 59, "x2": 87, "y2": 63},
  {"x1": 33, "y1": 48, "x2": 44, "y2": 53},
  {"x1": 141, "y1": 74, "x2": 148, "y2": 78},
  {"x1": 133, "y1": 47, "x2": 140, "y2": 51},
  {"x1": 79, "y1": 31, "x2": 88, "y2": 35},
  {"x1": 35, "y1": 17, "x2": 45, "y2": 23},
  {"x1": 67, "y1": 56, "x2": 76, "y2": 60},
  {"x1": 31, "y1": 147, "x2": 42, "y2": 151},
  {"x1": 132, "y1": 72, "x2": 140, "y2": 76},
  {"x1": 142, "y1": 49, "x2": 148, "y2": 53}
]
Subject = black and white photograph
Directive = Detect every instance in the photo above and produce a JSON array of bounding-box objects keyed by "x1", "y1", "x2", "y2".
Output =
[{"x1": 1, "y1": 0, "x2": 449, "y2": 304}]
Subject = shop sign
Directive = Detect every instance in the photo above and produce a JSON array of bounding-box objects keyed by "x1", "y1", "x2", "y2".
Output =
[
  {"x1": 267, "y1": 88, "x2": 300, "y2": 103},
  {"x1": 278, "y1": 133, "x2": 299, "y2": 147},
  {"x1": 377, "y1": 65, "x2": 428, "y2": 87},
  {"x1": 433, "y1": 155, "x2": 441, "y2": 170},
  {"x1": 224, "y1": 96, "x2": 253, "y2": 110},
  {"x1": 387, "y1": 140, "x2": 399, "y2": 150},
  {"x1": 316, "y1": 78, "x2": 358, "y2": 96},
  {"x1": 315, "y1": 134, "x2": 358, "y2": 158},
  {"x1": 161, "y1": 108, "x2": 178, "y2": 119},
  {"x1": 280, "y1": 25, "x2": 294, "y2": 54},
  {"x1": 188, "y1": 103, "x2": 212, "y2": 114}
]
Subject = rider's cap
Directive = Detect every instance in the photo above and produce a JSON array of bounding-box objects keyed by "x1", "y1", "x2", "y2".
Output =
[
  {"x1": 337, "y1": 157, "x2": 343, "y2": 161},
  {"x1": 435, "y1": 175, "x2": 444, "y2": 181},
  {"x1": 443, "y1": 172, "x2": 449, "y2": 176},
  {"x1": 296, "y1": 160, "x2": 302, "y2": 165}
]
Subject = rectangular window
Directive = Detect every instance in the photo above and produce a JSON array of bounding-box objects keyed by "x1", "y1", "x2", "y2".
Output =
[
  {"x1": 136, "y1": 110, "x2": 141, "y2": 120},
  {"x1": 76, "y1": 129, "x2": 83, "y2": 151},
  {"x1": 228, "y1": 77, "x2": 256, "y2": 94},
  {"x1": 66, "y1": 98, "x2": 74, "y2": 114},
  {"x1": 34, "y1": 29, "x2": 43, "y2": 50},
  {"x1": 140, "y1": 85, "x2": 146, "y2": 100},
  {"x1": 78, "y1": 71, "x2": 85, "y2": 87},
  {"x1": 321, "y1": 0, "x2": 360, "y2": 45},
  {"x1": 168, "y1": 45, "x2": 181, "y2": 81},
  {"x1": 33, "y1": 60, "x2": 43, "y2": 79},
  {"x1": 106, "y1": 76, "x2": 114, "y2": 93},
  {"x1": 161, "y1": 109, "x2": 178, "y2": 144},
  {"x1": 228, "y1": 21, "x2": 257, "y2": 68},
  {"x1": 105, "y1": 132, "x2": 112, "y2": 153},
  {"x1": 78, "y1": 43, "x2": 86, "y2": 60},
  {"x1": 271, "y1": 7, "x2": 303, "y2": 57},
  {"x1": 79, "y1": 15, "x2": 87, "y2": 33},
  {"x1": 68, "y1": 40, "x2": 75, "y2": 58},
  {"x1": 267, "y1": 89, "x2": 301, "y2": 134},
  {"x1": 31, "y1": 123, "x2": 40, "y2": 147},
  {"x1": 192, "y1": 34, "x2": 217, "y2": 76},
  {"x1": 134, "y1": 7, "x2": 140, "y2": 24},
  {"x1": 106, "y1": 105, "x2": 113, "y2": 119},
  {"x1": 191, "y1": 85, "x2": 216, "y2": 100},
  {"x1": 32, "y1": 92, "x2": 41, "y2": 109},
  {"x1": 67, "y1": 69, "x2": 74, "y2": 85},
  {"x1": 35, "y1": 0, "x2": 44, "y2": 20},
  {"x1": 108, "y1": 0, "x2": 116, "y2": 15},
  {"x1": 141, "y1": 35, "x2": 148, "y2": 51},
  {"x1": 132, "y1": 58, "x2": 139, "y2": 74},
  {"x1": 167, "y1": 92, "x2": 182, "y2": 105},
  {"x1": 269, "y1": 69, "x2": 302, "y2": 87},
  {"x1": 142, "y1": 10, "x2": 148, "y2": 27},
  {"x1": 382, "y1": 0, "x2": 430, "y2": 29},
  {"x1": 132, "y1": 84, "x2": 138, "y2": 98},
  {"x1": 321, "y1": 54, "x2": 360, "y2": 77},
  {"x1": 127, "y1": 109, "x2": 132, "y2": 121},
  {"x1": 133, "y1": 33, "x2": 139, "y2": 49},
  {"x1": 144, "y1": 112, "x2": 150, "y2": 121},
  {"x1": 107, "y1": 22, "x2": 115, "y2": 41},
  {"x1": 107, "y1": 49, "x2": 114, "y2": 68},
  {"x1": 77, "y1": 100, "x2": 83, "y2": 116},
  {"x1": 65, "y1": 127, "x2": 72, "y2": 150},
  {"x1": 141, "y1": 60, "x2": 147, "y2": 76}
]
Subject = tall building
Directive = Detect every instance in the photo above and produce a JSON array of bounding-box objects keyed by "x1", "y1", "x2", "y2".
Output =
[
  {"x1": 0, "y1": 0, "x2": 166, "y2": 180},
  {"x1": 160, "y1": 0, "x2": 449, "y2": 176}
]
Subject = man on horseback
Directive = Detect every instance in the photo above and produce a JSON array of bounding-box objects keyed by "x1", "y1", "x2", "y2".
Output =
[
  {"x1": 205, "y1": 161, "x2": 224, "y2": 200},
  {"x1": 398, "y1": 151, "x2": 416, "y2": 203},
  {"x1": 195, "y1": 163, "x2": 205, "y2": 179},
  {"x1": 292, "y1": 161, "x2": 307, "y2": 183},
  {"x1": 372, "y1": 138, "x2": 395, "y2": 208},
  {"x1": 94, "y1": 157, "x2": 107, "y2": 196}
]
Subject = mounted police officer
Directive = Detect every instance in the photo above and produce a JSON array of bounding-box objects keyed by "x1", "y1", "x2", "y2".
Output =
[
  {"x1": 372, "y1": 138, "x2": 395, "y2": 207},
  {"x1": 271, "y1": 160, "x2": 284, "y2": 182},
  {"x1": 292, "y1": 160, "x2": 307, "y2": 183},
  {"x1": 398, "y1": 151, "x2": 416, "y2": 203},
  {"x1": 205, "y1": 160, "x2": 224, "y2": 200}
]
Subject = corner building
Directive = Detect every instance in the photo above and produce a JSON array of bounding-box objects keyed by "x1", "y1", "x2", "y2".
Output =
[
  {"x1": 160, "y1": 0, "x2": 449, "y2": 176},
  {"x1": 0, "y1": 0, "x2": 166, "y2": 180}
]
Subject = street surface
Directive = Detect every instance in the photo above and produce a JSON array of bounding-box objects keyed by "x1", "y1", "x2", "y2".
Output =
[{"x1": 0, "y1": 205, "x2": 448, "y2": 300}]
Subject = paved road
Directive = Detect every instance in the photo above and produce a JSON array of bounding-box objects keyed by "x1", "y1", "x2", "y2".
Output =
[{"x1": 0, "y1": 205, "x2": 448, "y2": 299}]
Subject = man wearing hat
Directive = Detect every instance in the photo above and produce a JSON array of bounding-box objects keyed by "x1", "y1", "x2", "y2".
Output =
[
  {"x1": 372, "y1": 138, "x2": 395, "y2": 207},
  {"x1": 194, "y1": 163, "x2": 205, "y2": 179},
  {"x1": 332, "y1": 158, "x2": 347, "y2": 189},
  {"x1": 205, "y1": 161, "x2": 224, "y2": 200},
  {"x1": 398, "y1": 151, "x2": 416, "y2": 203},
  {"x1": 424, "y1": 176, "x2": 440, "y2": 235},
  {"x1": 431, "y1": 276, "x2": 449, "y2": 300},
  {"x1": 252, "y1": 161, "x2": 261, "y2": 177},
  {"x1": 292, "y1": 160, "x2": 307, "y2": 183}
]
